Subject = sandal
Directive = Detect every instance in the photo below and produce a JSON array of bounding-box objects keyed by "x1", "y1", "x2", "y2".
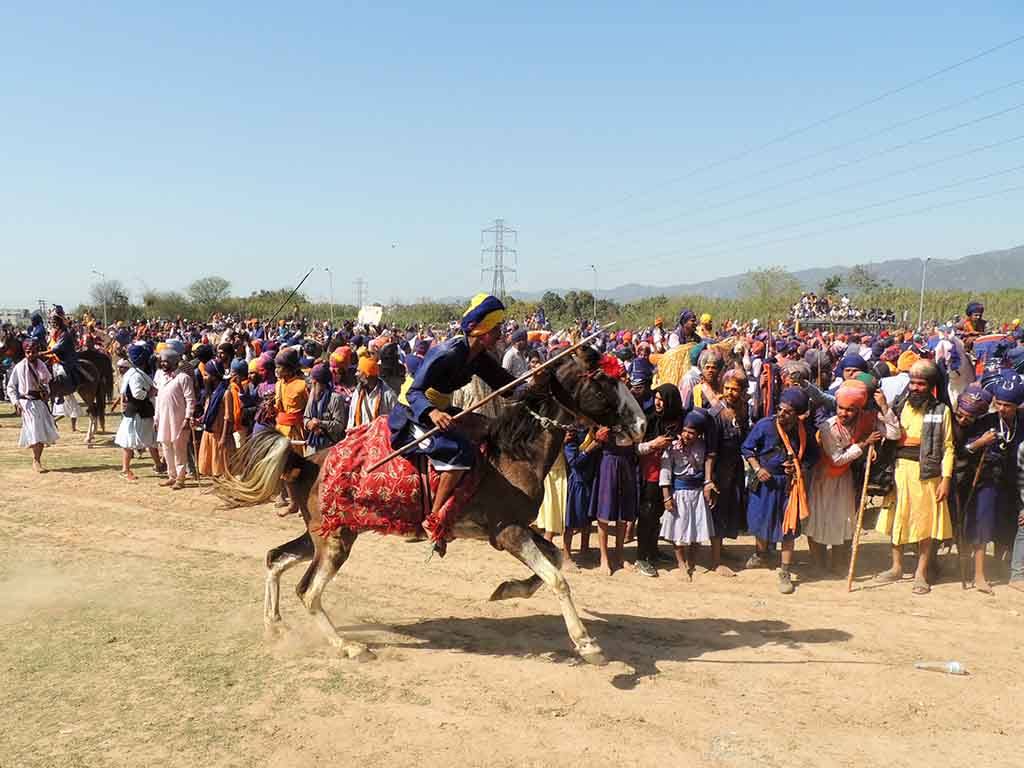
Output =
[
  {"x1": 874, "y1": 570, "x2": 902, "y2": 584},
  {"x1": 912, "y1": 577, "x2": 931, "y2": 595}
]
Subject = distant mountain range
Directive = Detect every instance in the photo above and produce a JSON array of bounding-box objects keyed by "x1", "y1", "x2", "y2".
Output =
[{"x1": 503, "y1": 244, "x2": 1024, "y2": 303}]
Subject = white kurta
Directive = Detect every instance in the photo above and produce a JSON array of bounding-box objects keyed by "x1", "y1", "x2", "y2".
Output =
[
  {"x1": 154, "y1": 368, "x2": 196, "y2": 443},
  {"x1": 5, "y1": 358, "x2": 60, "y2": 447},
  {"x1": 115, "y1": 368, "x2": 156, "y2": 449}
]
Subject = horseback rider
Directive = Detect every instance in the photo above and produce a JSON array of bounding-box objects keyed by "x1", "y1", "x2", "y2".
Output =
[
  {"x1": 46, "y1": 305, "x2": 82, "y2": 396},
  {"x1": 387, "y1": 293, "x2": 518, "y2": 556}
]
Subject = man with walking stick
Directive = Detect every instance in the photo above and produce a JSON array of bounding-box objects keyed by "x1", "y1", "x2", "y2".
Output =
[{"x1": 386, "y1": 294, "x2": 518, "y2": 558}]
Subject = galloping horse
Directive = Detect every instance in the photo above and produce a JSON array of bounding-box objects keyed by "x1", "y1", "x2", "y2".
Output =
[{"x1": 215, "y1": 346, "x2": 646, "y2": 664}]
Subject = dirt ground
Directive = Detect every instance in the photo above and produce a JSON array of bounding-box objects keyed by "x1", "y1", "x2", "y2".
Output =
[{"x1": 2, "y1": 405, "x2": 1023, "y2": 768}]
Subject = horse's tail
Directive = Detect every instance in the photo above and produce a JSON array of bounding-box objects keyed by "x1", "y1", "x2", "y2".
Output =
[{"x1": 214, "y1": 430, "x2": 294, "y2": 508}]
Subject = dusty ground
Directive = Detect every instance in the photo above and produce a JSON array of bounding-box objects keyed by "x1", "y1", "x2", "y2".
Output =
[{"x1": 2, "y1": 404, "x2": 1023, "y2": 768}]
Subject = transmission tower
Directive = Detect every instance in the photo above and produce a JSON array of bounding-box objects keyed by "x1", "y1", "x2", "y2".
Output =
[
  {"x1": 480, "y1": 218, "x2": 517, "y2": 300},
  {"x1": 353, "y1": 277, "x2": 367, "y2": 308}
]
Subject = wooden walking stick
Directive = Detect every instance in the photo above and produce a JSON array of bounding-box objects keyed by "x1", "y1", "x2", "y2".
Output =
[
  {"x1": 846, "y1": 445, "x2": 876, "y2": 592},
  {"x1": 956, "y1": 450, "x2": 987, "y2": 590},
  {"x1": 364, "y1": 323, "x2": 614, "y2": 473},
  {"x1": 191, "y1": 421, "x2": 203, "y2": 488}
]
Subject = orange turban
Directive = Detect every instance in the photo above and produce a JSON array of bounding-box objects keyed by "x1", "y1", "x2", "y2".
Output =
[
  {"x1": 897, "y1": 350, "x2": 920, "y2": 373},
  {"x1": 836, "y1": 380, "x2": 869, "y2": 409},
  {"x1": 358, "y1": 355, "x2": 380, "y2": 377}
]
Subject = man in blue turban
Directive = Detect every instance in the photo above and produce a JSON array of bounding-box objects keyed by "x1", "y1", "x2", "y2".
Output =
[{"x1": 388, "y1": 294, "x2": 518, "y2": 557}]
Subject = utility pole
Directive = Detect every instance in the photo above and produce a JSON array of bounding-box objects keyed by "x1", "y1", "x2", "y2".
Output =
[
  {"x1": 917, "y1": 257, "x2": 930, "y2": 330},
  {"x1": 324, "y1": 267, "x2": 335, "y2": 327},
  {"x1": 588, "y1": 264, "x2": 598, "y2": 323},
  {"x1": 91, "y1": 269, "x2": 107, "y2": 327},
  {"x1": 353, "y1": 277, "x2": 367, "y2": 309},
  {"x1": 480, "y1": 218, "x2": 517, "y2": 301}
]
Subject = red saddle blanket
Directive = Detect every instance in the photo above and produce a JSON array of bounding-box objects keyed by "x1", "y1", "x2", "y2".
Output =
[{"x1": 318, "y1": 416, "x2": 480, "y2": 541}]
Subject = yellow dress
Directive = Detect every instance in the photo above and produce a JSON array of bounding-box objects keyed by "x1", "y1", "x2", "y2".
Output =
[
  {"x1": 874, "y1": 404, "x2": 953, "y2": 545},
  {"x1": 534, "y1": 451, "x2": 568, "y2": 534}
]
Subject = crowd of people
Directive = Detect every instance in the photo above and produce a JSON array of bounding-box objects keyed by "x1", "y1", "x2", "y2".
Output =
[
  {"x1": 3, "y1": 296, "x2": 1024, "y2": 597},
  {"x1": 790, "y1": 292, "x2": 897, "y2": 323}
]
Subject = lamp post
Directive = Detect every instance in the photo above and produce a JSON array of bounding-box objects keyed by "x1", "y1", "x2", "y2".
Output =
[
  {"x1": 90, "y1": 269, "x2": 107, "y2": 328},
  {"x1": 324, "y1": 267, "x2": 335, "y2": 328},
  {"x1": 917, "y1": 257, "x2": 930, "y2": 331},
  {"x1": 588, "y1": 264, "x2": 598, "y2": 323}
]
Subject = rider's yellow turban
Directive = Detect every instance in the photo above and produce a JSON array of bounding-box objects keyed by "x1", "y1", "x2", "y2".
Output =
[{"x1": 461, "y1": 293, "x2": 505, "y2": 336}]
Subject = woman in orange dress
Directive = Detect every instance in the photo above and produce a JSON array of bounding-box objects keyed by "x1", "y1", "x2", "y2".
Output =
[{"x1": 198, "y1": 359, "x2": 236, "y2": 478}]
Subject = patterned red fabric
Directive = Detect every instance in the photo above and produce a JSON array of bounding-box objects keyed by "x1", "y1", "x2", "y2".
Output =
[{"x1": 318, "y1": 416, "x2": 480, "y2": 542}]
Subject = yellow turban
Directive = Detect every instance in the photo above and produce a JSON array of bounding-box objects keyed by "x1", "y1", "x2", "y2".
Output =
[
  {"x1": 897, "y1": 350, "x2": 920, "y2": 373},
  {"x1": 358, "y1": 356, "x2": 380, "y2": 377},
  {"x1": 461, "y1": 293, "x2": 506, "y2": 336}
]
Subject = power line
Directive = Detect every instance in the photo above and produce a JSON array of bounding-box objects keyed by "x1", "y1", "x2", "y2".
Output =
[
  {"x1": 546, "y1": 33, "x2": 1024, "y2": 236},
  {"x1": 606, "y1": 132, "x2": 1024, "y2": 270},
  {"x1": 480, "y1": 218, "x2": 518, "y2": 300},
  {"x1": 570, "y1": 98, "x2": 1024, "y2": 266},
  {"x1": 612, "y1": 179, "x2": 1024, "y2": 274}
]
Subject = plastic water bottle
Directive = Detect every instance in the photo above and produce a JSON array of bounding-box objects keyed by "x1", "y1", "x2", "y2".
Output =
[{"x1": 913, "y1": 660, "x2": 967, "y2": 675}]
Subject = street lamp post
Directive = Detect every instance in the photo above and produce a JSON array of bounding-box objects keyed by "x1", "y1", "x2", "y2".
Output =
[
  {"x1": 90, "y1": 269, "x2": 107, "y2": 328},
  {"x1": 588, "y1": 264, "x2": 597, "y2": 323},
  {"x1": 917, "y1": 257, "x2": 930, "y2": 330},
  {"x1": 324, "y1": 267, "x2": 335, "y2": 328}
]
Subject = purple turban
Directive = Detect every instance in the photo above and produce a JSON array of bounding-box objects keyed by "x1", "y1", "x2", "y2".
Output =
[
  {"x1": 779, "y1": 387, "x2": 810, "y2": 415},
  {"x1": 956, "y1": 384, "x2": 993, "y2": 417}
]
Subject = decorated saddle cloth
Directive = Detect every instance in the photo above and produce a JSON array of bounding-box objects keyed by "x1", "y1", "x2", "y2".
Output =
[{"x1": 318, "y1": 416, "x2": 481, "y2": 541}]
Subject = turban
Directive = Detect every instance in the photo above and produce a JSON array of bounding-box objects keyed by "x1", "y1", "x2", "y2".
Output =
[
  {"x1": 782, "y1": 360, "x2": 811, "y2": 382},
  {"x1": 956, "y1": 384, "x2": 992, "y2": 417},
  {"x1": 882, "y1": 346, "x2": 901, "y2": 363},
  {"x1": 683, "y1": 409, "x2": 708, "y2": 435},
  {"x1": 630, "y1": 357, "x2": 655, "y2": 385},
  {"x1": 127, "y1": 344, "x2": 150, "y2": 366},
  {"x1": 460, "y1": 293, "x2": 506, "y2": 336},
  {"x1": 159, "y1": 347, "x2": 180, "y2": 365},
  {"x1": 678, "y1": 310, "x2": 696, "y2": 325},
  {"x1": 654, "y1": 316, "x2": 664, "y2": 326},
  {"x1": 839, "y1": 354, "x2": 868, "y2": 373},
  {"x1": 699, "y1": 350, "x2": 725, "y2": 369},
  {"x1": 897, "y1": 349, "x2": 922, "y2": 373},
  {"x1": 622, "y1": 331, "x2": 633, "y2": 344},
  {"x1": 722, "y1": 368, "x2": 747, "y2": 387},
  {"x1": 836, "y1": 380, "x2": 869, "y2": 409},
  {"x1": 155, "y1": 342, "x2": 167, "y2": 354},
  {"x1": 116, "y1": 358, "x2": 131, "y2": 370},
  {"x1": 247, "y1": 359, "x2": 259, "y2": 375},
  {"x1": 230, "y1": 358, "x2": 249, "y2": 378},
  {"x1": 50, "y1": 304, "x2": 66, "y2": 322},
  {"x1": 751, "y1": 341, "x2": 765, "y2": 357},
  {"x1": 194, "y1": 344, "x2": 214, "y2": 363},
  {"x1": 274, "y1": 348, "x2": 300, "y2": 370},
  {"x1": 309, "y1": 362, "x2": 332, "y2": 385},
  {"x1": 700, "y1": 313, "x2": 712, "y2": 325},
  {"x1": 966, "y1": 301, "x2": 984, "y2": 316},
  {"x1": 779, "y1": 387, "x2": 809, "y2": 415},
  {"x1": 22, "y1": 338, "x2": 39, "y2": 352},
  {"x1": 256, "y1": 352, "x2": 276, "y2": 372},
  {"x1": 30, "y1": 312, "x2": 42, "y2": 324},
  {"x1": 329, "y1": 347, "x2": 352, "y2": 370},
  {"x1": 688, "y1": 341, "x2": 709, "y2": 366},
  {"x1": 358, "y1": 355, "x2": 380, "y2": 377},
  {"x1": 115, "y1": 328, "x2": 131, "y2": 346},
  {"x1": 990, "y1": 371, "x2": 1024, "y2": 405},
  {"x1": 909, "y1": 359, "x2": 940, "y2": 384},
  {"x1": 205, "y1": 359, "x2": 225, "y2": 379}
]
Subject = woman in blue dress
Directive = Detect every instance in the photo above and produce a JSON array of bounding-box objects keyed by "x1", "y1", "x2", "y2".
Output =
[{"x1": 561, "y1": 423, "x2": 601, "y2": 567}]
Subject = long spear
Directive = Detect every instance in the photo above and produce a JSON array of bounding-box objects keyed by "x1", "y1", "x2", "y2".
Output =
[
  {"x1": 268, "y1": 267, "x2": 315, "y2": 325},
  {"x1": 364, "y1": 323, "x2": 614, "y2": 473}
]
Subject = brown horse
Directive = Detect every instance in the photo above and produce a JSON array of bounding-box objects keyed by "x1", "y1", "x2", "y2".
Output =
[{"x1": 214, "y1": 347, "x2": 646, "y2": 664}]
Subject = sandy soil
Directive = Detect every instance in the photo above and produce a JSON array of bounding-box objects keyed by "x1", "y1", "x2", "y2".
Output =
[{"x1": 2, "y1": 404, "x2": 1023, "y2": 768}]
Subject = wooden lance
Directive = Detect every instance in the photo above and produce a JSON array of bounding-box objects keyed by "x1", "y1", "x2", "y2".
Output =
[
  {"x1": 846, "y1": 445, "x2": 875, "y2": 593},
  {"x1": 364, "y1": 323, "x2": 615, "y2": 473}
]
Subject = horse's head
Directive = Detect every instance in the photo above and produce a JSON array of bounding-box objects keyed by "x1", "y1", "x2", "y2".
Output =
[{"x1": 549, "y1": 346, "x2": 646, "y2": 442}]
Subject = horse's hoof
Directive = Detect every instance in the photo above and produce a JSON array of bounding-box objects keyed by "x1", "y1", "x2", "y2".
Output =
[
  {"x1": 344, "y1": 643, "x2": 376, "y2": 663},
  {"x1": 578, "y1": 643, "x2": 608, "y2": 666},
  {"x1": 489, "y1": 582, "x2": 513, "y2": 601}
]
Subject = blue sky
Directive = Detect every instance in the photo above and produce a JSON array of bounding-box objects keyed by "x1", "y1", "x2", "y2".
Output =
[{"x1": 2, "y1": 2, "x2": 1022, "y2": 308}]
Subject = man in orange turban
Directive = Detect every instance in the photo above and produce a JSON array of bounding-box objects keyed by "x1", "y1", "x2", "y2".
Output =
[{"x1": 347, "y1": 355, "x2": 396, "y2": 431}]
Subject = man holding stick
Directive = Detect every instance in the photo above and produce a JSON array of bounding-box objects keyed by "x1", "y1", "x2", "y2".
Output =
[{"x1": 387, "y1": 294, "x2": 518, "y2": 557}]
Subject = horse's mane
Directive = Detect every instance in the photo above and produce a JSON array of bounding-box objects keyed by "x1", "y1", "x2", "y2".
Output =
[{"x1": 487, "y1": 388, "x2": 552, "y2": 462}]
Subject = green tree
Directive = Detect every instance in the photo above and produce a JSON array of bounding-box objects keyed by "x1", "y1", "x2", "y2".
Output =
[
  {"x1": 187, "y1": 276, "x2": 232, "y2": 309},
  {"x1": 845, "y1": 265, "x2": 890, "y2": 295},
  {"x1": 539, "y1": 290, "x2": 565, "y2": 318},
  {"x1": 738, "y1": 267, "x2": 801, "y2": 305},
  {"x1": 821, "y1": 274, "x2": 842, "y2": 295}
]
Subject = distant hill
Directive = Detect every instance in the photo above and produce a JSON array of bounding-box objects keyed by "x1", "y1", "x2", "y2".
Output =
[{"x1": 507, "y1": 244, "x2": 1024, "y2": 303}]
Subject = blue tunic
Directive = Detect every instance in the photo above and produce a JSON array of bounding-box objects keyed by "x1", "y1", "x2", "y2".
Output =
[
  {"x1": 387, "y1": 336, "x2": 515, "y2": 467},
  {"x1": 963, "y1": 413, "x2": 1024, "y2": 545},
  {"x1": 740, "y1": 416, "x2": 819, "y2": 544},
  {"x1": 49, "y1": 327, "x2": 81, "y2": 386},
  {"x1": 564, "y1": 435, "x2": 599, "y2": 529}
]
